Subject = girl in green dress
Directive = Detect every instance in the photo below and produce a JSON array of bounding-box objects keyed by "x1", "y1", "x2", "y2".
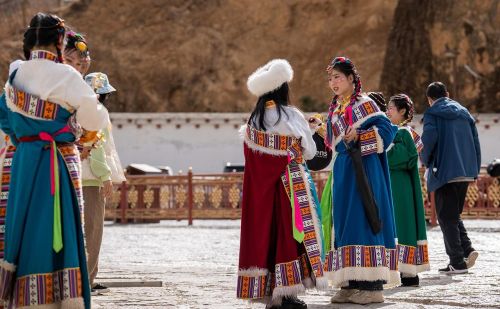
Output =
[{"x1": 386, "y1": 94, "x2": 430, "y2": 287}]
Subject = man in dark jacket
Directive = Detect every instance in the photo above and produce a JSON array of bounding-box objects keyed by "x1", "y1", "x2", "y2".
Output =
[{"x1": 421, "y1": 82, "x2": 481, "y2": 275}]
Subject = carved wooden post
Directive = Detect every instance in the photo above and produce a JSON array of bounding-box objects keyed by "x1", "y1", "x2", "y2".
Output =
[
  {"x1": 119, "y1": 181, "x2": 127, "y2": 224},
  {"x1": 188, "y1": 167, "x2": 193, "y2": 226}
]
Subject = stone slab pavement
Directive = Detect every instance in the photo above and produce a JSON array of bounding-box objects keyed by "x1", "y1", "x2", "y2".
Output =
[{"x1": 92, "y1": 220, "x2": 500, "y2": 309}]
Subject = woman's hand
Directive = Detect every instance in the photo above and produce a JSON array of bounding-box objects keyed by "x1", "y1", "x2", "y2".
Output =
[
  {"x1": 344, "y1": 126, "x2": 358, "y2": 143},
  {"x1": 308, "y1": 115, "x2": 322, "y2": 131},
  {"x1": 101, "y1": 180, "x2": 113, "y2": 199}
]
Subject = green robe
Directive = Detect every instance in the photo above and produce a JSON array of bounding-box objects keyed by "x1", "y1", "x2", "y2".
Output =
[{"x1": 387, "y1": 127, "x2": 430, "y2": 275}]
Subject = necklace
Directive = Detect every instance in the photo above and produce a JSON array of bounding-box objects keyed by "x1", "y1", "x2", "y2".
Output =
[{"x1": 336, "y1": 95, "x2": 351, "y2": 115}]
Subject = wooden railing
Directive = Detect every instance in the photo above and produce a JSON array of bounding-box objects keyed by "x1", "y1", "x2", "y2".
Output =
[{"x1": 105, "y1": 169, "x2": 500, "y2": 224}]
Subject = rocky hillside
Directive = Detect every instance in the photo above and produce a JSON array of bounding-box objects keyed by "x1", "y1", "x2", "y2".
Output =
[
  {"x1": 0, "y1": 0, "x2": 397, "y2": 112},
  {"x1": 381, "y1": 0, "x2": 499, "y2": 113},
  {"x1": 0, "y1": 0, "x2": 497, "y2": 113}
]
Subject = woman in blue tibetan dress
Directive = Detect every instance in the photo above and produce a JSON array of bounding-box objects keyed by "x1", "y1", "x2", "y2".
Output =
[
  {"x1": 0, "y1": 13, "x2": 109, "y2": 309},
  {"x1": 321, "y1": 57, "x2": 399, "y2": 305}
]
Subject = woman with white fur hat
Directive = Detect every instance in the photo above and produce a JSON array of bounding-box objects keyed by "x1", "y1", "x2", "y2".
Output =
[{"x1": 237, "y1": 59, "x2": 327, "y2": 309}]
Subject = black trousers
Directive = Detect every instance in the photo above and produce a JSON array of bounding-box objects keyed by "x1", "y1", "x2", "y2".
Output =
[{"x1": 435, "y1": 182, "x2": 474, "y2": 265}]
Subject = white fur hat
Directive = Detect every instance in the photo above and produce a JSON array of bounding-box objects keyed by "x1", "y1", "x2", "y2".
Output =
[{"x1": 247, "y1": 59, "x2": 294, "y2": 97}]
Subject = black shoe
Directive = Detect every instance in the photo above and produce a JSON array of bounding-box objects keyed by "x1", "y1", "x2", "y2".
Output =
[
  {"x1": 438, "y1": 262, "x2": 468, "y2": 275},
  {"x1": 401, "y1": 275, "x2": 419, "y2": 287},
  {"x1": 92, "y1": 283, "x2": 110, "y2": 293},
  {"x1": 281, "y1": 296, "x2": 307, "y2": 309}
]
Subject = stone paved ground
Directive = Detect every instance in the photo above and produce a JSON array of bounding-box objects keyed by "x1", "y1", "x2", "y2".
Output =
[{"x1": 93, "y1": 220, "x2": 500, "y2": 309}]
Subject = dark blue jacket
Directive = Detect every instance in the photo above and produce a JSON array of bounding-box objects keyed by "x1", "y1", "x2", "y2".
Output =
[{"x1": 421, "y1": 97, "x2": 481, "y2": 192}]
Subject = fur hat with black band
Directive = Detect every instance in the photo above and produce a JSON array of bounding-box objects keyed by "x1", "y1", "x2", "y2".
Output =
[{"x1": 247, "y1": 59, "x2": 294, "y2": 97}]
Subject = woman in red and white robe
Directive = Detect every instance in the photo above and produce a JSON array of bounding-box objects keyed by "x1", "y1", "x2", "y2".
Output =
[{"x1": 237, "y1": 59, "x2": 326, "y2": 309}]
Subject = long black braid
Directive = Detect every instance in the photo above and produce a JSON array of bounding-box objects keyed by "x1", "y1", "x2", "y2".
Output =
[
  {"x1": 368, "y1": 92, "x2": 387, "y2": 112},
  {"x1": 23, "y1": 13, "x2": 66, "y2": 62}
]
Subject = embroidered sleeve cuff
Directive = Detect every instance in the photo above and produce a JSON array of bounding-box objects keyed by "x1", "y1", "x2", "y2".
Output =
[{"x1": 358, "y1": 127, "x2": 384, "y2": 156}]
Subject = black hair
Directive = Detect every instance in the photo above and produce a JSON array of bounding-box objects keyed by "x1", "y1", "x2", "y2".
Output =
[
  {"x1": 23, "y1": 13, "x2": 65, "y2": 62},
  {"x1": 98, "y1": 93, "x2": 110, "y2": 103},
  {"x1": 367, "y1": 92, "x2": 386, "y2": 112},
  {"x1": 389, "y1": 93, "x2": 415, "y2": 125},
  {"x1": 326, "y1": 57, "x2": 362, "y2": 109},
  {"x1": 248, "y1": 83, "x2": 290, "y2": 131},
  {"x1": 426, "y1": 82, "x2": 448, "y2": 100},
  {"x1": 64, "y1": 30, "x2": 90, "y2": 57}
]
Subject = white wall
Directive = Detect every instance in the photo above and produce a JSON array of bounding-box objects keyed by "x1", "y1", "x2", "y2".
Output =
[
  {"x1": 110, "y1": 113, "x2": 500, "y2": 174},
  {"x1": 110, "y1": 113, "x2": 246, "y2": 174}
]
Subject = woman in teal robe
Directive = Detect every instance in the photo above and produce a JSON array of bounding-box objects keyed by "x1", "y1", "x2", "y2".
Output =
[{"x1": 0, "y1": 13, "x2": 108, "y2": 308}]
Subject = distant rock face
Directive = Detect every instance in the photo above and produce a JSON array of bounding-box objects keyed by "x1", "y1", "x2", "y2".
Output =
[
  {"x1": 0, "y1": 0, "x2": 397, "y2": 112},
  {"x1": 0, "y1": 0, "x2": 497, "y2": 113},
  {"x1": 381, "y1": 0, "x2": 499, "y2": 113}
]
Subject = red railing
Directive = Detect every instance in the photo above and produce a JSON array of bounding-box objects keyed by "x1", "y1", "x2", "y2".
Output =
[{"x1": 106, "y1": 170, "x2": 500, "y2": 224}]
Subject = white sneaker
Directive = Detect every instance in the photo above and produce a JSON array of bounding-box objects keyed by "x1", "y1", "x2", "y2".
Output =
[{"x1": 465, "y1": 251, "x2": 479, "y2": 269}]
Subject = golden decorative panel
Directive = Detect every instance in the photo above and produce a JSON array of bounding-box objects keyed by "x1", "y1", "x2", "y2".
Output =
[
  {"x1": 128, "y1": 186, "x2": 138, "y2": 209},
  {"x1": 210, "y1": 186, "x2": 222, "y2": 209},
  {"x1": 487, "y1": 179, "x2": 500, "y2": 208},
  {"x1": 175, "y1": 186, "x2": 187, "y2": 208},
  {"x1": 228, "y1": 185, "x2": 240, "y2": 209},
  {"x1": 144, "y1": 186, "x2": 154, "y2": 208},
  {"x1": 466, "y1": 183, "x2": 479, "y2": 207},
  {"x1": 160, "y1": 186, "x2": 170, "y2": 209},
  {"x1": 194, "y1": 187, "x2": 206, "y2": 209}
]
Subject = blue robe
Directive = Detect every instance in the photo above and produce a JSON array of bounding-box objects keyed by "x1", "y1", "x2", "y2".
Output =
[
  {"x1": 323, "y1": 94, "x2": 399, "y2": 287},
  {"x1": 0, "y1": 77, "x2": 90, "y2": 307}
]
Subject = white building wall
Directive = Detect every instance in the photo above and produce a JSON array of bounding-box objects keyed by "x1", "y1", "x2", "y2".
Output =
[{"x1": 109, "y1": 113, "x2": 500, "y2": 174}]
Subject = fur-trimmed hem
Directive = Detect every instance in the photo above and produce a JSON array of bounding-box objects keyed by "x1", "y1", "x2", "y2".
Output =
[
  {"x1": 324, "y1": 270, "x2": 335, "y2": 281},
  {"x1": 372, "y1": 126, "x2": 384, "y2": 154},
  {"x1": 331, "y1": 266, "x2": 390, "y2": 287},
  {"x1": 0, "y1": 260, "x2": 16, "y2": 300},
  {"x1": 272, "y1": 283, "x2": 305, "y2": 304},
  {"x1": 417, "y1": 240, "x2": 428, "y2": 245},
  {"x1": 16, "y1": 297, "x2": 84, "y2": 309},
  {"x1": 398, "y1": 262, "x2": 431, "y2": 276},
  {"x1": 384, "y1": 270, "x2": 401, "y2": 289},
  {"x1": 0, "y1": 260, "x2": 16, "y2": 272},
  {"x1": 314, "y1": 276, "x2": 330, "y2": 291},
  {"x1": 237, "y1": 267, "x2": 268, "y2": 277},
  {"x1": 302, "y1": 276, "x2": 314, "y2": 289}
]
